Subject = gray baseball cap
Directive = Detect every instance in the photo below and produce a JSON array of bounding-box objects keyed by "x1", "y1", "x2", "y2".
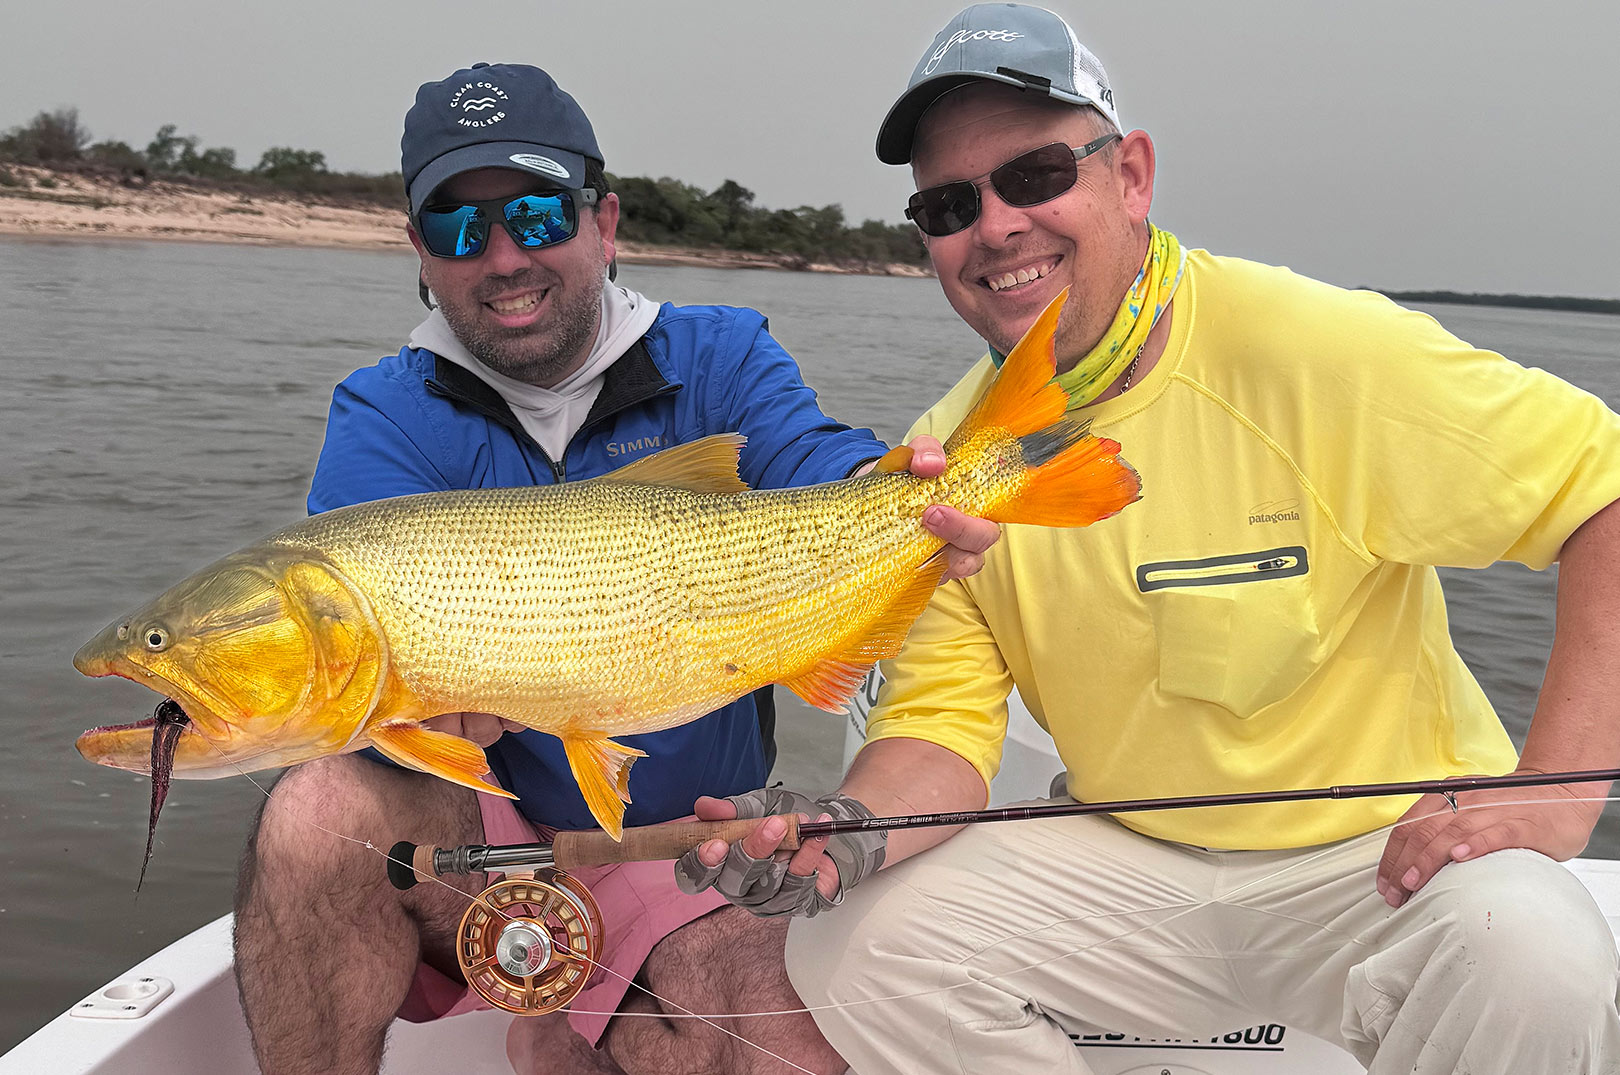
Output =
[{"x1": 876, "y1": 4, "x2": 1120, "y2": 165}]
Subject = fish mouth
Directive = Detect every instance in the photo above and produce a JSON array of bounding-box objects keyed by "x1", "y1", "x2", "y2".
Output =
[
  {"x1": 81, "y1": 698, "x2": 191, "y2": 739},
  {"x1": 75, "y1": 685, "x2": 346, "y2": 780},
  {"x1": 77, "y1": 696, "x2": 197, "y2": 774}
]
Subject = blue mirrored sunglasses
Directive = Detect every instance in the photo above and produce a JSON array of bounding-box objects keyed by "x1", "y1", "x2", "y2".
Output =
[{"x1": 417, "y1": 188, "x2": 599, "y2": 258}]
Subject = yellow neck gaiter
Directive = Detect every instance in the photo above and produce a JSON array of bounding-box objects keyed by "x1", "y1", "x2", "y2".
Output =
[{"x1": 992, "y1": 225, "x2": 1186, "y2": 409}]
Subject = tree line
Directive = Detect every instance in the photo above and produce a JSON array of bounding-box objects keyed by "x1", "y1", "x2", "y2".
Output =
[
  {"x1": 1375, "y1": 290, "x2": 1618, "y2": 317},
  {"x1": 0, "y1": 108, "x2": 928, "y2": 268}
]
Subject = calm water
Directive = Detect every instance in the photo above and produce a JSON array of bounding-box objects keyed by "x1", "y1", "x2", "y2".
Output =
[{"x1": 2, "y1": 238, "x2": 1617, "y2": 1051}]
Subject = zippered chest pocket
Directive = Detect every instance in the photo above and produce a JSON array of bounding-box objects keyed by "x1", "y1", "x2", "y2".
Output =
[{"x1": 1138, "y1": 546, "x2": 1319, "y2": 716}]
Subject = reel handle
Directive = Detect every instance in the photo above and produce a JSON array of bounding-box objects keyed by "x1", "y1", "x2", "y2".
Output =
[{"x1": 553, "y1": 815, "x2": 802, "y2": 870}]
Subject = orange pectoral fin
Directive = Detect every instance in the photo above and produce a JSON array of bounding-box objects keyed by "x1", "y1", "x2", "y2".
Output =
[
  {"x1": 561, "y1": 732, "x2": 648, "y2": 841},
  {"x1": 782, "y1": 553, "x2": 950, "y2": 713},
  {"x1": 871, "y1": 445, "x2": 915, "y2": 474},
  {"x1": 367, "y1": 720, "x2": 516, "y2": 800}
]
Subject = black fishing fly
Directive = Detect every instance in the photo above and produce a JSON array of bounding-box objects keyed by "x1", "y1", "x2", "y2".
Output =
[{"x1": 138, "y1": 697, "x2": 190, "y2": 891}]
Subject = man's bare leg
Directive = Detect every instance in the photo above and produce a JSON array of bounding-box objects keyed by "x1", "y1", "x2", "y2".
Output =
[
  {"x1": 506, "y1": 1012, "x2": 626, "y2": 1074},
  {"x1": 602, "y1": 909, "x2": 845, "y2": 1075},
  {"x1": 233, "y1": 755, "x2": 486, "y2": 1075}
]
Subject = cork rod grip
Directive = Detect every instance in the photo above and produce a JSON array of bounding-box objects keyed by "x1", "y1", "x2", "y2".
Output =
[
  {"x1": 411, "y1": 842, "x2": 437, "y2": 885},
  {"x1": 552, "y1": 816, "x2": 802, "y2": 869}
]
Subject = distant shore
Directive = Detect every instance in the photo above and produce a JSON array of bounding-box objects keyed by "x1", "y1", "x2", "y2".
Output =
[
  {"x1": 0, "y1": 164, "x2": 932, "y2": 278},
  {"x1": 5, "y1": 165, "x2": 1614, "y2": 308},
  {"x1": 1375, "y1": 289, "x2": 1618, "y2": 316}
]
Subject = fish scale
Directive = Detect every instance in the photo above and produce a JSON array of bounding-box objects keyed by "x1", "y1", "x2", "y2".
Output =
[{"x1": 276, "y1": 475, "x2": 926, "y2": 732}]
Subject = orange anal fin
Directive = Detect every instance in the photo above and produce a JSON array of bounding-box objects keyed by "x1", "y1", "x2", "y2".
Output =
[
  {"x1": 871, "y1": 445, "x2": 914, "y2": 474},
  {"x1": 368, "y1": 720, "x2": 515, "y2": 799},
  {"x1": 782, "y1": 553, "x2": 950, "y2": 712},
  {"x1": 782, "y1": 656, "x2": 870, "y2": 714},
  {"x1": 993, "y1": 432, "x2": 1143, "y2": 528},
  {"x1": 945, "y1": 287, "x2": 1072, "y2": 452},
  {"x1": 561, "y1": 732, "x2": 649, "y2": 841},
  {"x1": 591, "y1": 433, "x2": 749, "y2": 494}
]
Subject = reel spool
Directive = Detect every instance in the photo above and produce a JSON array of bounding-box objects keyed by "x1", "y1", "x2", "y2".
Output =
[{"x1": 456, "y1": 869, "x2": 605, "y2": 1015}]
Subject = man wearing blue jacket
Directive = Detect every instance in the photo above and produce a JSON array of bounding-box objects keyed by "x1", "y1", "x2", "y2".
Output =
[{"x1": 232, "y1": 63, "x2": 995, "y2": 1075}]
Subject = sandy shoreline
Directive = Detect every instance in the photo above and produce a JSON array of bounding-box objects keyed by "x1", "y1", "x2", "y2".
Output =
[{"x1": 0, "y1": 165, "x2": 930, "y2": 277}]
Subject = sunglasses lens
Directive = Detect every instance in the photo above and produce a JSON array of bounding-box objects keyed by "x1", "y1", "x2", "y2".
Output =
[
  {"x1": 991, "y1": 143, "x2": 1079, "y2": 207},
  {"x1": 419, "y1": 192, "x2": 583, "y2": 257},
  {"x1": 907, "y1": 142, "x2": 1086, "y2": 237},
  {"x1": 419, "y1": 203, "x2": 487, "y2": 257},
  {"x1": 503, "y1": 193, "x2": 578, "y2": 248},
  {"x1": 909, "y1": 183, "x2": 981, "y2": 237}
]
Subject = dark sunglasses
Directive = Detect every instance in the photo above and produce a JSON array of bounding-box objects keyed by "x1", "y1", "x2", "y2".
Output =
[
  {"x1": 904, "y1": 134, "x2": 1122, "y2": 238},
  {"x1": 416, "y1": 188, "x2": 599, "y2": 258}
]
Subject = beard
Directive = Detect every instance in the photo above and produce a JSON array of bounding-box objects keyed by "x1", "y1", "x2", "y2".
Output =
[
  {"x1": 979, "y1": 291, "x2": 1096, "y2": 371},
  {"x1": 435, "y1": 255, "x2": 607, "y2": 387}
]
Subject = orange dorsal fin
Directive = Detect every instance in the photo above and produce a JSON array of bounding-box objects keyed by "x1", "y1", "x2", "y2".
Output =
[
  {"x1": 561, "y1": 732, "x2": 648, "y2": 841},
  {"x1": 367, "y1": 720, "x2": 516, "y2": 799},
  {"x1": 990, "y1": 431, "x2": 1142, "y2": 527},
  {"x1": 944, "y1": 288, "x2": 1072, "y2": 452},
  {"x1": 593, "y1": 433, "x2": 749, "y2": 494},
  {"x1": 871, "y1": 444, "x2": 914, "y2": 474},
  {"x1": 781, "y1": 553, "x2": 949, "y2": 712}
]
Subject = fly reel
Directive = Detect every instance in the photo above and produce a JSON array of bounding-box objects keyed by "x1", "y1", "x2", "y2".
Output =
[{"x1": 455, "y1": 869, "x2": 605, "y2": 1015}]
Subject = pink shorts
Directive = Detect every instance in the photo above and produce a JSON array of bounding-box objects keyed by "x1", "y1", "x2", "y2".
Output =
[{"x1": 395, "y1": 791, "x2": 730, "y2": 1045}]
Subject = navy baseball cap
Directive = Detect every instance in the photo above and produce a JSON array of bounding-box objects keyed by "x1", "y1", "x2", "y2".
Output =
[
  {"x1": 402, "y1": 63, "x2": 603, "y2": 217},
  {"x1": 877, "y1": 4, "x2": 1120, "y2": 165}
]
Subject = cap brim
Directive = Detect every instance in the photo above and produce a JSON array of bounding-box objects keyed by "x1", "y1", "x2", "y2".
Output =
[
  {"x1": 408, "y1": 141, "x2": 591, "y2": 216},
  {"x1": 875, "y1": 72, "x2": 1096, "y2": 166}
]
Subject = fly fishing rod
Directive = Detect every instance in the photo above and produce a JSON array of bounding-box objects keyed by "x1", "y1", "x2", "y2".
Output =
[
  {"x1": 389, "y1": 766, "x2": 1619, "y2": 1017},
  {"x1": 389, "y1": 766, "x2": 1620, "y2": 889}
]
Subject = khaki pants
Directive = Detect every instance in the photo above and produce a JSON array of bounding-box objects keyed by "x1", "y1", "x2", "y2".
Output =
[{"x1": 786, "y1": 806, "x2": 1620, "y2": 1074}]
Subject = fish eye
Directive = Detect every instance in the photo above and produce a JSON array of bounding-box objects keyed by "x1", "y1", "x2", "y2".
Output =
[{"x1": 143, "y1": 626, "x2": 170, "y2": 651}]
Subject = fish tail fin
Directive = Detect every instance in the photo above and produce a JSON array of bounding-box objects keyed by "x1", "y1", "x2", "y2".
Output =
[
  {"x1": 996, "y1": 428, "x2": 1142, "y2": 527},
  {"x1": 944, "y1": 286, "x2": 1142, "y2": 527},
  {"x1": 368, "y1": 720, "x2": 516, "y2": 799},
  {"x1": 944, "y1": 287, "x2": 1073, "y2": 453},
  {"x1": 562, "y1": 732, "x2": 648, "y2": 841}
]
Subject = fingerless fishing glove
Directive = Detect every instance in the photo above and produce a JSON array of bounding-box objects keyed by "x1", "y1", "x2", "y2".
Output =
[{"x1": 673, "y1": 787, "x2": 886, "y2": 917}]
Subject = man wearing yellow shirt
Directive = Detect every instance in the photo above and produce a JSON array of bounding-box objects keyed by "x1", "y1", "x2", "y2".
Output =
[{"x1": 678, "y1": 5, "x2": 1620, "y2": 1072}]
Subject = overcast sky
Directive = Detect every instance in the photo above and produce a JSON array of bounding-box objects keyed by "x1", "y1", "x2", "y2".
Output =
[{"x1": 4, "y1": 0, "x2": 1617, "y2": 297}]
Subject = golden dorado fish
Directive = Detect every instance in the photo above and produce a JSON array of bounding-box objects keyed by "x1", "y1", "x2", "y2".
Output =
[{"x1": 75, "y1": 290, "x2": 1140, "y2": 840}]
